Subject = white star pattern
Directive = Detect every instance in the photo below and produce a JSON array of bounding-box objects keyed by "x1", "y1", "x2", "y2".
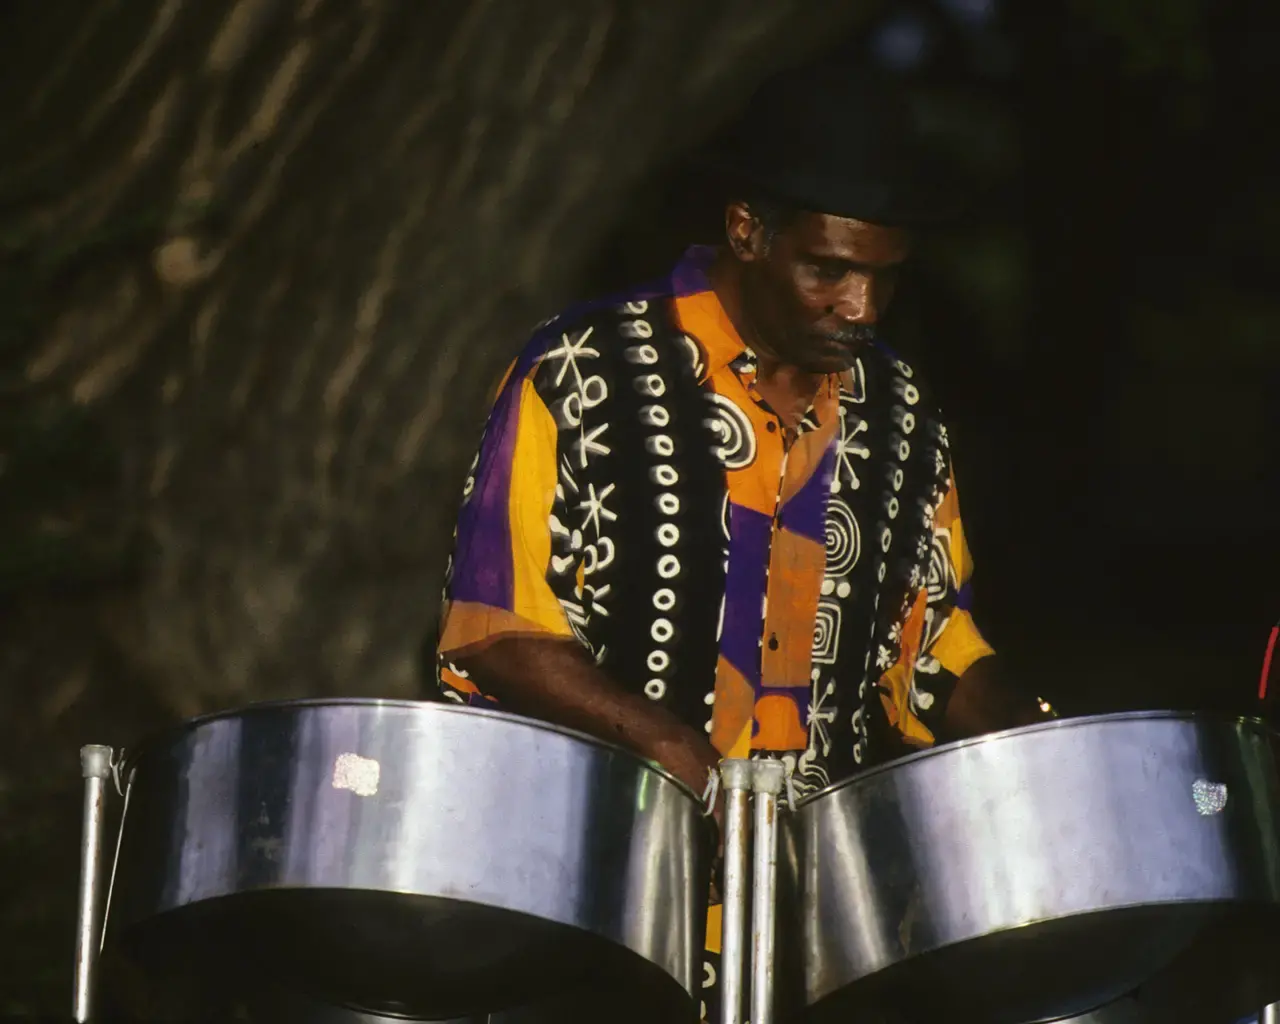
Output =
[
  {"x1": 544, "y1": 327, "x2": 599, "y2": 390},
  {"x1": 578, "y1": 482, "x2": 617, "y2": 536},
  {"x1": 833, "y1": 413, "x2": 871, "y2": 492}
]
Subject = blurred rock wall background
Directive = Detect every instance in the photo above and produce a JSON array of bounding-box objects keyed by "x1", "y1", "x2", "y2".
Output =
[{"x1": 2, "y1": 0, "x2": 1277, "y2": 1012}]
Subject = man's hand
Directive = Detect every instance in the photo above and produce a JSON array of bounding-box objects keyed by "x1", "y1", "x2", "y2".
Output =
[
  {"x1": 942, "y1": 655, "x2": 1054, "y2": 740},
  {"x1": 645, "y1": 728, "x2": 722, "y2": 801},
  {"x1": 454, "y1": 634, "x2": 725, "y2": 803},
  {"x1": 455, "y1": 636, "x2": 728, "y2": 898}
]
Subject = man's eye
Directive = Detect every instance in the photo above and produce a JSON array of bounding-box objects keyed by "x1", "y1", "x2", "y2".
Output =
[{"x1": 810, "y1": 262, "x2": 845, "y2": 282}]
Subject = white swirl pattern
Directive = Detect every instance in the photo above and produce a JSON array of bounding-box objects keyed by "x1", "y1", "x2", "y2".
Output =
[{"x1": 703, "y1": 391, "x2": 757, "y2": 470}]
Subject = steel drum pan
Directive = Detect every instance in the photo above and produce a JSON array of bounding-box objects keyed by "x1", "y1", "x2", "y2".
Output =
[
  {"x1": 97, "y1": 700, "x2": 709, "y2": 1023},
  {"x1": 779, "y1": 711, "x2": 1280, "y2": 1024}
]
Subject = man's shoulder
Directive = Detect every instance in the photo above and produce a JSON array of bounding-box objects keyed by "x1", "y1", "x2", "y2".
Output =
[
  {"x1": 532, "y1": 279, "x2": 677, "y2": 344},
  {"x1": 512, "y1": 278, "x2": 699, "y2": 396}
]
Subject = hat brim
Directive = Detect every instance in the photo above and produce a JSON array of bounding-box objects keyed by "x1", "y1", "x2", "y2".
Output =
[{"x1": 695, "y1": 146, "x2": 963, "y2": 228}]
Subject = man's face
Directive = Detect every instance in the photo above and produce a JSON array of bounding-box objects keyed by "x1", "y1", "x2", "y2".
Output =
[{"x1": 728, "y1": 205, "x2": 912, "y2": 374}]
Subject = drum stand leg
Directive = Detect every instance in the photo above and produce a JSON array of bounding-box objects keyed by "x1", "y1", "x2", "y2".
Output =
[
  {"x1": 749, "y1": 761, "x2": 785, "y2": 1024},
  {"x1": 1262, "y1": 1002, "x2": 1280, "y2": 1024},
  {"x1": 718, "y1": 759, "x2": 789, "y2": 1024},
  {"x1": 74, "y1": 745, "x2": 113, "y2": 1023},
  {"x1": 719, "y1": 760, "x2": 753, "y2": 1024}
]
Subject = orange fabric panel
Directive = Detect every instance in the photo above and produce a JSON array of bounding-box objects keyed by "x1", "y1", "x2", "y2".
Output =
[
  {"x1": 761, "y1": 529, "x2": 825, "y2": 688},
  {"x1": 710, "y1": 657, "x2": 756, "y2": 757},
  {"x1": 672, "y1": 289, "x2": 748, "y2": 381},
  {"x1": 778, "y1": 399, "x2": 840, "y2": 506},
  {"x1": 753, "y1": 693, "x2": 807, "y2": 750}
]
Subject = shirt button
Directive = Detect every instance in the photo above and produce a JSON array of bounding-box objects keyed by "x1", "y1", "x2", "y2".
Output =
[
  {"x1": 766, "y1": 421, "x2": 777, "y2": 433},
  {"x1": 768, "y1": 634, "x2": 779, "y2": 651}
]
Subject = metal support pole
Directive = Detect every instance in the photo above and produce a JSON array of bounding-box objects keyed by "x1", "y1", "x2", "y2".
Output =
[
  {"x1": 1262, "y1": 1003, "x2": 1280, "y2": 1024},
  {"x1": 718, "y1": 759, "x2": 753, "y2": 1024},
  {"x1": 74, "y1": 745, "x2": 113, "y2": 1023},
  {"x1": 749, "y1": 761, "x2": 785, "y2": 1024}
]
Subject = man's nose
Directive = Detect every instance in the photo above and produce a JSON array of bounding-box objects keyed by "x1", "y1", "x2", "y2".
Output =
[{"x1": 831, "y1": 275, "x2": 879, "y2": 324}]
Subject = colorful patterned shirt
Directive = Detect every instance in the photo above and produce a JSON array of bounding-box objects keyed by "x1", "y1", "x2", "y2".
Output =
[
  {"x1": 437, "y1": 246, "x2": 992, "y2": 780},
  {"x1": 436, "y1": 246, "x2": 995, "y2": 1022}
]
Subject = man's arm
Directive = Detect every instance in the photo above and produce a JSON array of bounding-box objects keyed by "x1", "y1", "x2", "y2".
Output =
[
  {"x1": 883, "y1": 459, "x2": 1054, "y2": 746},
  {"x1": 436, "y1": 359, "x2": 722, "y2": 796},
  {"x1": 942, "y1": 655, "x2": 1052, "y2": 740},
  {"x1": 455, "y1": 636, "x2": 722, "y2": 795}
]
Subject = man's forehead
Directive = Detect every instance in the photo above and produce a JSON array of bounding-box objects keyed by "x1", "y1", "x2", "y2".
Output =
[{"x1": 792, "y1": 211, "x2": 913, "y2": 257}]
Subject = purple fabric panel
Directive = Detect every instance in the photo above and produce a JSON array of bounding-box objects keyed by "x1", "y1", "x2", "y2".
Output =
[
  {"x1": 719, "y1": 502, "x2": 772, "y2": 686},
  {"x1": 778, "y1": 444, "x2": 837, "y2": 544},
  {"x1": 449, "y1": 340, "x2": 551, "y2": 608},
  {"x1": 670, "y1": 245, "x2": 716, "y2": 297}
]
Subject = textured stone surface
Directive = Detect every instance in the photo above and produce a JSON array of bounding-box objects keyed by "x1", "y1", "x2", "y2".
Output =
[{"x1": 0, "y1": 0, "x2": 868, "y2": 1009}]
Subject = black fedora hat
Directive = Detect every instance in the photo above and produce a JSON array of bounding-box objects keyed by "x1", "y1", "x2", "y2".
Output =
[{"x1": 698, "y1": 60, "x2": 960, "y2": 227}]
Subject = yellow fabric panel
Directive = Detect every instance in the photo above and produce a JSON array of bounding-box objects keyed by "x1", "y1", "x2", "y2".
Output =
[
  {"x1": 726, "y1": 722, "x2": 752, "y2": 759},
  {"x1": 438, "y1": 602, "x2": 570, "y2": 657},
  {"x1": 705, "y1": 904, "x2": 723, "y2": 955},
  {"x1": 879, "y1": 590, "x2": 937, "y2": 746},
  {"x1": 928, "y1": 608, "x2": 995, "y2": 679},
  {"x1": 508, "y1": 379, "x2": 574, "y2": 637},
  {"x1": 936, "y1": 473, "x2": 975, "y2": 584},
  {"x1": 878, "y1": 665, "x2": 937, "y2": 746}
]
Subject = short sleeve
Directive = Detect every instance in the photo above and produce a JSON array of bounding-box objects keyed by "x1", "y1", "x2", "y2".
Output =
[
  {"x1": 876, "y1": 466, "x2": 994, "y2": 745},
  {"x1": 436, "y1": 372, "x2": 582, "y2": 701}
]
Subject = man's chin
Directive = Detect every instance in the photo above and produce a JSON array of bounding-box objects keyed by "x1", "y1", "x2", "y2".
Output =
[{"x1": 804, "y1": 341, "x2": 862, "y2": 373}]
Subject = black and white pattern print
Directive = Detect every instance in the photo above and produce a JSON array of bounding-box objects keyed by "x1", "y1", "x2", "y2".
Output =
[
  {"x1": 440, "y1": 288, "x2": 967, "y2": 785},
  {"x1": 704, "y1": 391, "x2": 758, "y2": 470}
]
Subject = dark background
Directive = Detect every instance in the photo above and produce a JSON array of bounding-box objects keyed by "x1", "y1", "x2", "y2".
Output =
[{"x1": 1, "y1": 0, "x2": 1277, "y2": 1013}]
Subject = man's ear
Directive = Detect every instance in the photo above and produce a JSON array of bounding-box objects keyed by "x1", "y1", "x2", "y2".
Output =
[{"x1": 725, "y1": 201, "x2": 766, "y2": 262}]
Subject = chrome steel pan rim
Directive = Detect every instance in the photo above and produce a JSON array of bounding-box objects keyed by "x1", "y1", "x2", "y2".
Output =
[
  {"x1": 120, "y1": 697, "x2": 701, "y2": 800},
  {"x1": 794, "y1": 709, "x2": 1274, "y2": 808}
]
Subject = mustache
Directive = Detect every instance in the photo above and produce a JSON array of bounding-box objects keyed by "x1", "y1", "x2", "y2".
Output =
[{"x1": 813, "y1": 323, "x2": 877, "y2": 346}]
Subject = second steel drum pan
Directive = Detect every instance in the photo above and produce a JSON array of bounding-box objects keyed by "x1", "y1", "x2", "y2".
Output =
[
  {"x1": 780, "y1": 712, "x2": 1280, "y2": 1024},
  {"x1": 98, "y1": 700, "x2": 709, "y2": 1023}
]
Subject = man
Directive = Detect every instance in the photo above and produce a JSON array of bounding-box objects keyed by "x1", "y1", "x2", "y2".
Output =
[{"x1": 435, "y1": 60, "x2": 1050, "y2": 1023}]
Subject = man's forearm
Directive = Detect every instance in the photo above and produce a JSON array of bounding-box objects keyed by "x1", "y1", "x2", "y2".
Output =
[
  {"x1": 942, "y1": 656, "x2": 1053, "y2": 740},
  {"x1": 451, "y1": 635, "x2": 721, "y2": 792}
]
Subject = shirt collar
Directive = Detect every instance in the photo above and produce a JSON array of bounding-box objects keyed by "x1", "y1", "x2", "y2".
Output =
[{"x1": 670, "y1": 245, "x2": 752, "y2": 383}]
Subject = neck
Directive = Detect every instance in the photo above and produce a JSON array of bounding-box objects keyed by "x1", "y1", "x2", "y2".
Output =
[{"x1": 708, "y1": 247, "x2": 825, "y2": 421}]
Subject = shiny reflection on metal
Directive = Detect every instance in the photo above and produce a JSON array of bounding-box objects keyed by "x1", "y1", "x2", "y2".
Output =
[
  {"x1": 1054, "y1": 996, "x2": 1150, "y2": 1024},
  {"x1": 102, "y1": 700, "x2": 708, "y2": 1022},
  {"x1": 781, "y1": 712, "x2": 1280, "y2": 1024},
  {"x1": 750, "y1": 760, "x2": 785, "y2": 1024},
  {"x1": 74, "y1": 744, "x2": 112, "y2": 1023},
  {"x1": 719, "y1": 759, "x2": 753, "y2": 1024},
  {"x1": 1263, "y1": 1003, "x2": 1280, "y2": 1024}
]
